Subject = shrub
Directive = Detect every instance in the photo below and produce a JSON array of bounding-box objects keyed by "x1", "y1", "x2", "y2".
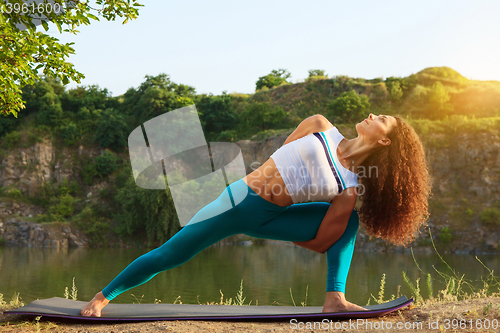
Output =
[
  {"x1": 114, "y1": 174, "x2": 180, "y2": 246},
  {"x1": 197, "y1": 92, "x2": 237, "y2": 137},
  {"x1": 308, "y1": 69, "x2": 327, "y2": 78},
  {"x1": 28, "y1": 131, "x2": 43, "y2": 145},
  {"x1": 7, "y1": 188, "x2": 23, "y2": 199},
  {"x1": 36, "y1": 91, "x2": 64, "y2": 127},
  {"x1": 81, "y1": 157, "x2": 98, "y2": 185},
  {"x1": 481, "y1": 208, "x2": 500, "y2": 226},
  {"x1": 0, "y1": 113, "x2": 17, "y2": 137},
  {"x1": 239, "y1": 102, "x2": 288, "y2": 132},
  {"x1": 327, "y1": 90, "x2": 371, "y2": 123},
  {"x1": 4, "y1": 131, "x2": 20, "y2": 149},
  {"x1": 80, "y1": 151, "x2": 122, "y2": 185},
  {"x1": 32, "y1": 179, "x2": 80, "y2": 221},
  {"x1": 31, "y1": 181, "x2": 56, "y2": 207},
  {"x1": 425, "y1": 81, "x2": 453, "y2": 119},
  {"x1": 57, "y1": 178, "x2": 80, "y2": 197},
  {"x1": 48, "y1": 193, "x2": 78, "y2": 219},
  {"x1": 59, "y1": 122, "x2": 80, "y2": 146},
  {"x1": 94, "y1": 108, "x2": 128, "y2": 152},
  {"x1": 439, "y1": 226, "x2": 453, "y2": 244},
  {"x1": 256, "y1": 69, "x2": 291, "y2": 91},
  {"x1": 72, "y1": 206, "x2": 110, "y2": 246},
  {"x1": 217, "y1": 130, "x2": 238, "y2": 142},
  {"x1": 95, "y1": 150, "x2": 122, "y2": 177}
]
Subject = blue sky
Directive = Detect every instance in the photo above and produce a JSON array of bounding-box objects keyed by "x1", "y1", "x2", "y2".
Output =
[{"x1": 49, "y1": 0, "x2": 500, "y2": 97}]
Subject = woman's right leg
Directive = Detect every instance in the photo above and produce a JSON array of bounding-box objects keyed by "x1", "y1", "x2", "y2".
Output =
[
  {"x1": 244, "y1": 201, "x2": 364, "y2": 312},
  {"x1": 245, "y1": 203, "x2": 359, "y2": 294}
]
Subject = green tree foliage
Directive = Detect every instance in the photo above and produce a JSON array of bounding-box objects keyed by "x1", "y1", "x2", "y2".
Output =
[
  {"x1": 385, "y1": 76, "x2": 418, "y2": 104},
  {"x1": 449, "y1": 84, "x2": 500, "y2": 117},
  {"x1": 34, "y1": 178, "x2": 80, "y2": 222},
  {"x1": 255, "y1": 69, "x2": 291, "y2": 90},
  {"x1": 385, "y1": 78, "x2": 403, "y2": 104},
  {"x1": 62, "y1": 84, "x2": 114, "y2": 114},
  {"x1": 481, "y1": 208, "x2": 500, "y2": 226},
  {"x1": 48, "y1": 193, "x2": 77, "y2": 219},
  {"x1": 0, "y1": 0, "x2": 143, "y2": 117},
  {"x1": 0, "y1": 111, "x2": 16, "y2": 135},
  {"x1": 59, "y1": 121, "x2": 79, "y2": 145},
  {"x1": 4, "y1": 130, "x2": 20, "y2": 148},
  {"x1": 81, "y1": 156, "x2": 98, "y2": 185},
  {"x1": 239, "y1": 102, "x2": 287, "y2": 132},
  {"x1": 72, "y1": 206, "x2": 110, "y2": 246},
  {"x1": 308, "y1": 69, "x2": 326, "y2": 78},
  {"x1": 81, "y1": 150, "x2": 122, "y2": 185},
  {"x1": 36, "y1": 87, "x2": 64, "y2": 127},
  {"x1": 197, "y1": 92, "x2": 237, "y2": 139},
  {"x1": 114, "y1": 172, "x2": 180, "y2": 246},
  {"x1": 21, "y1": 77, "x2": 61, "y2": 114},
  {"x1": 426, "y1": 81, "x2": 452, "y2": 119},
  {"x1": 328, "y1": 90, "x2": 371, "y2": 123},
  {"x1": 94, "y1": 149, "x2": 122, "y2": 176},
  {"x1": 94, "y1": 108, "x2": 128, "y2": 152},
  {"x1": 121, "y1": 73, "x2": 196, "y2": 125}
]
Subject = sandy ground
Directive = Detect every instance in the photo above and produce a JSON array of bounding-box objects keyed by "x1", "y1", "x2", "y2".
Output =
[{"x1": 1, "y1": 297, "x2": 500, "y2": 332}]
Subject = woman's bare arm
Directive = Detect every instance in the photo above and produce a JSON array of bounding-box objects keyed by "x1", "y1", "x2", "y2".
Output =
[
  {"x1": 283, "y1": 114, "x2": 333, "y2": 146},
  {"x1": 292, "y1": 188, "x2": 358, "y2": 254}
]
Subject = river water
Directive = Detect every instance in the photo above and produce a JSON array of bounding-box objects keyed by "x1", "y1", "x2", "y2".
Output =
[{"x1": 0, "y1": 243, "x2": 498, "y2": 307}]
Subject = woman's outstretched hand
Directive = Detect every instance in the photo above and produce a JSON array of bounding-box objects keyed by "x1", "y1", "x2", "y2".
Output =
[{"x1": 322, "y1": 291, "x2": 368, "y2": 313}]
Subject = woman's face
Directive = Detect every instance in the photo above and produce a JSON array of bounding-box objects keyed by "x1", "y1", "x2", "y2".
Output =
[{"x1": 356, "y1": 113, "x2": 397, "y2": 146}]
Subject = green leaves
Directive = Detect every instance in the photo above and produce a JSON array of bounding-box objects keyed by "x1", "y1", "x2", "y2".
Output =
[
  {"x1": 0, "y1": 0, "x2": 144, "y2": 117},
  {"x1": 41, "y1": 20, "x2": 49, "y2": 31},
  {"x1": 255, "y1": 69, "x2": 292, "y2": 91},
  {"x1": 328, "y1": 90, "x2": 371, "y2": 123},
  {"x1": 239, "y1": 102, "x2": 288, "y2": 131},
  {"x1": 115, "y1": 173, "x2": 180, "y2": 246},
  {"x1": 86, "y1": 13, "x2": 99, "y2": 21}
]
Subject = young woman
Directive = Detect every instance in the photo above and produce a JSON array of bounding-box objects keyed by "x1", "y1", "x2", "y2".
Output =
[{"x1": 81, "y1": 113, "x2": 431, "y2": 317}]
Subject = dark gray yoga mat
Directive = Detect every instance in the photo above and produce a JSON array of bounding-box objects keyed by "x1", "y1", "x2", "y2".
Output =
[{"x1": 4, "y1": 296, "x2": 413, "y2": 321}]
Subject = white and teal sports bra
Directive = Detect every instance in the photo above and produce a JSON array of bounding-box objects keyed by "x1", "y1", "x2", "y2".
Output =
[{"x1": 270, "y1": 126, "x2": 359, "y2": 204}]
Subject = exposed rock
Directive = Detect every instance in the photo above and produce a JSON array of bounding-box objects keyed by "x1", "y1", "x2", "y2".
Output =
[
  {"x1": 1, "y1": 219, "x2": 88, "y2": 248},
  {"x1": 485, "y1": 233, "x2": 499, "y2": 250},
  {"x1": 0, "y1": 139, "x2": 54, "y2": 196}
]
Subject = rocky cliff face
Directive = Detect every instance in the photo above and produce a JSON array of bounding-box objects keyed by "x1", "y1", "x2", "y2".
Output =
[
  {"x1": 1, "y1": 139, "x2": 54, "y2": 196},
  {"x1": 0, "y1": 140, "x2": 103, "y2": 197},
  {"x1": 426, "y1": 132, "x2": 500, "y2": 200},
  {"x1": 1, "y1": 219, "x2": 88, "y2": 247}
]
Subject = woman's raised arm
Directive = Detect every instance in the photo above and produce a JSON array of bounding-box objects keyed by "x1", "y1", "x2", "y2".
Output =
[{"x1": 283, "y1": 114, "x2": 333, "y2": 145}]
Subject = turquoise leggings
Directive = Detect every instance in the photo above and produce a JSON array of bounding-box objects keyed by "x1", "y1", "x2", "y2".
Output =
[{"x1": 102, "y1": 178, "x2": 358, "y2": 300}]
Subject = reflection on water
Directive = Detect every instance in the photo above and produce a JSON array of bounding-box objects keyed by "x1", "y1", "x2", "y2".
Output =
[{"x1": 0, "y1": 244, "x2": 498, "y2": 306}]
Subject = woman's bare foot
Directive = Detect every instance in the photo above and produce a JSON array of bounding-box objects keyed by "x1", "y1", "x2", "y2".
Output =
[
  {"x1": 80, "y1": 291, "x2": 110, "y2": 317},
  {"x1": 322, "y1": 291, "x2": 368, "y2": 313}
]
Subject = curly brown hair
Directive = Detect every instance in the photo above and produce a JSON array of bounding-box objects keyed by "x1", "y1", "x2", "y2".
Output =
[{"x1": 358, "y1": 116, "x2": 431, "y2": 246}]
